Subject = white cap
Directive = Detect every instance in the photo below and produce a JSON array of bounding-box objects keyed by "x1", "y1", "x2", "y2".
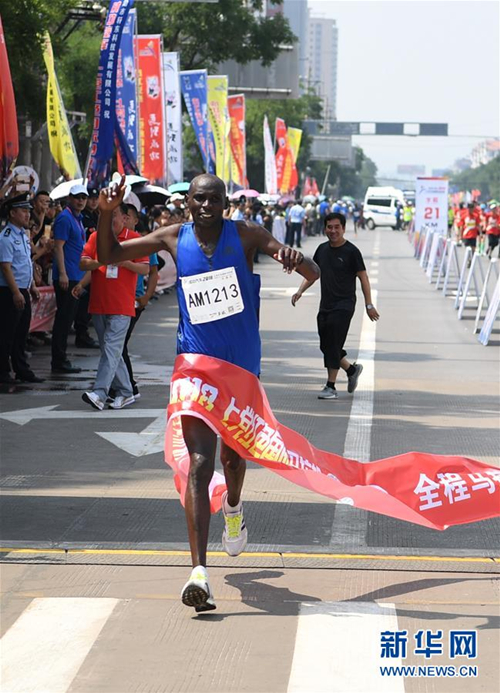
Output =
[
  {"x1": 69, "y1": 182, "x2": 89, "y2": 197},
  {"x1": 170, "y1": 192, "x2": 185, "y2": 202},
  {"x1": 124, "y1": 190, "x2": 141, "y2": 213}
]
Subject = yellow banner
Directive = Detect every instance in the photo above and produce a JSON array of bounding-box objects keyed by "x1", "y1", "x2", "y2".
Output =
[
  {"x1": 42, "y1": 34, "x2": 81, "y2": 180},
  {"x1": 207, "y1": 75, "x2": 228, "y2": 182},
  {"x1": 287, "y1": 127, "x2": 302, "y2": 163}
]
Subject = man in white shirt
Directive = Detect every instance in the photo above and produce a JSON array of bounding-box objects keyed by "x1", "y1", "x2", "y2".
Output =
[
  {"x1": 286, "y1": 200, "x2": 305, "y2": 248},
  {"x1": 231, "y1": 197, "x2": 246, "y2": 221}
]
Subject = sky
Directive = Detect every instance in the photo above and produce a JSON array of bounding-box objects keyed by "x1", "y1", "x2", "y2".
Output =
[{"x1": 307, "y1": 0, "x2": 499, "y2": 179}]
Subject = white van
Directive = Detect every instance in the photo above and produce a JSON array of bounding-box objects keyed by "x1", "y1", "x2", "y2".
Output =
[{"x1": 363, "y1": 186, "x2": 404, "y2": 229}]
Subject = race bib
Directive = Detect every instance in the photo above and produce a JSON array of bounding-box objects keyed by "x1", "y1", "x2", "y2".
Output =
[
  {"x1": 106, "y1": 264, "x2": 118, "y2": 279},
  {"x1": 181, "y1": 266, "x2": 244, "y2": 325}
]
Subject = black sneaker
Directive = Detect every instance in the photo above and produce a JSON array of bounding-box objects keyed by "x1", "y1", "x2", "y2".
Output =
[
  {"x1": 347, "y1": 363, "x2": 363, "y2": 394},
  {"x1": 51, "y1": 363, "x2": 82, "y2": 374}
]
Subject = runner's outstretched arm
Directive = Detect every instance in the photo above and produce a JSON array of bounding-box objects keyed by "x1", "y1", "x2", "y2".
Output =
[{"x1": 243, "y1": 222, "x2": 320, "y2": 279}]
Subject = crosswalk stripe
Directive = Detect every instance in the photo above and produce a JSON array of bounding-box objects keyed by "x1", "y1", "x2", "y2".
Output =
[
  {"x1": 287, "y1": 601, "x2": 404, "y2": 692},
  {"x1": 0, "y1": 597, "x2": 118, "y2": 693}
]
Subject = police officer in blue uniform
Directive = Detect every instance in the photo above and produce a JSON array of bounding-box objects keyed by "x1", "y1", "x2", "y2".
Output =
[{"x1": 0, "y1": 194, "x2": 45, "y2": 384}]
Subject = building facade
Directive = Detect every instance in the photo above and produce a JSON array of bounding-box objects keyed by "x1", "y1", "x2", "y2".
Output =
[{"x1": 307, "y1": 16, "x2": 338, "y2": 119}]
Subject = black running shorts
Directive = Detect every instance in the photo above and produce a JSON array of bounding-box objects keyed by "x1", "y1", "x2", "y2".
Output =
[{"x1": 317, "y1": 309, "x2": 354, "y2": 369}]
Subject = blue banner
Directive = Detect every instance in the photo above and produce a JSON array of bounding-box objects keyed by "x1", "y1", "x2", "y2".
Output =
[
  {"x1": 114, "y1": 121, "x2": 140, "y2": 175},
  {"x1": 86, "y1": 0, "x2": 135, "y2": 186},
  {"x1": 180, "y1": 69, "x2": 215, "y2": 173},
  {"x1": 116, "y1": 7, "x2": 139, "y2": 172}
]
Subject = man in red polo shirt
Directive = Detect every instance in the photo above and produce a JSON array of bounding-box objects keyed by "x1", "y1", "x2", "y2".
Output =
[
  {"x1": 486, "y1": 204, "x2": 500, "y2": 258},
  {"x1": 78, "y1": 203, "x2": 149, "y2": 410}
]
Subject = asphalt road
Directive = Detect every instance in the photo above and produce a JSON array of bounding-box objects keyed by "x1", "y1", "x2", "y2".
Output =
[{"x1": 1, "y1": 224, "x2": 498, "y2": 693}]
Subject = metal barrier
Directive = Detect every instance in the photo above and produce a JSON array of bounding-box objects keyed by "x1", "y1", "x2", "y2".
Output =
[{"x1": 411, "y1": 231, "x2": 499, "y2": 345}]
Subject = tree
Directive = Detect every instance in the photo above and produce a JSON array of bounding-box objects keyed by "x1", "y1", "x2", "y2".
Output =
[
  {"x1": 2, "y1": 0, "x2": 296, "y2": 177},
  {"x1": 0, "y1": 0, "x2": 77, "y2": 122},
  {"x1": 243, "y1": 89, "x2": 322, "y2": 191},
  {"x1": 449, "y1": 156, "x2": 500, "y2": 201},
  {"x1": 136, "y1": 0, "x2": 295, "y2": 72}
]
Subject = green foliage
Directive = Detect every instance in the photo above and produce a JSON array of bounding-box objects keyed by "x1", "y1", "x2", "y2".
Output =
[
  {"x1": 136, "y1": 0, "x2": 295, "y2": 71},
  {"x1": 56, "y1": 24, "x2": 102, "y2": 157},
  {"x1": 0, "y1": 0, "x2": 75, "y2": 121},
  {"x1": 449, "y1": 156, "x2": 500, "y2": 200},
  {"x1": 245, "y1": 90, "x2": 323, "y2": 190}
]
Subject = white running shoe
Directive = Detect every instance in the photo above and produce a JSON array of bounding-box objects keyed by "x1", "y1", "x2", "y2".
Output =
[
  {"x1": 318, "y1": 385, "x2": 338, "y2": 400},
  {"x1": 181, "y1": 566, "x2": 216, "y2": 612},
  {"x1": 108, "y1": 395, "x2": 135, "y2": 410},
  {"x1": 82, "y1": 391, "x2": 105, "y2": 410},
  {"x1": 222, "y1": 491, "x2": 248, "y2": 557}
]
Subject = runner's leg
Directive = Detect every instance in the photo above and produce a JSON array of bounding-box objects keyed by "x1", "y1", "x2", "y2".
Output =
[
  {"x1": 181, "y1": 416, "x2": 217, "y2": 568},
  {"x1": 220, "y1": 442, "x2": 246, "y2": 507}
]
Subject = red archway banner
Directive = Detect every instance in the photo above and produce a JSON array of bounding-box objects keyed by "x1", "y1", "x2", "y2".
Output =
[{"x1": 165, "y1": 354, "x2": 500, "y2": 530}]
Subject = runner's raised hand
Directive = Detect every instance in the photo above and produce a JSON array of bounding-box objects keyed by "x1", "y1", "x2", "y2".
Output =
[{"x1": 99, "y1": 175, "x2": 126, "y2": 213}]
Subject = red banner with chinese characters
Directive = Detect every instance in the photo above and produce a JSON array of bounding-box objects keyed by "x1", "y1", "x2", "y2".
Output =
[
  {"x1": 136, "y1": 35, "x2": 166, "y2": 184},
  {"x1": 227, "y1": 94, "x2": 247, "y2": 188},
  {"x1": 275, "y1": 118, "x2": 295, "y2": 194},
  {"x1": 165, "y1": 354, "x2": 500, "y2": 529},
  {"x1": 0, "y1": 16, "x2": 19, "y2": 184},
  {"x1": 29, "y1": 287, "x2": 56, "y2": 333}
]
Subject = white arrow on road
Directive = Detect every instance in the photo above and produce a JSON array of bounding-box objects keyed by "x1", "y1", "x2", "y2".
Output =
[
  {"x1": 0, "y1": 405, "x2": 165, "y2": 426},
  {"x1": 1, "y1": 405, "x2": 169, "y2": 458},
  {"x1": 96, "y1": 413, "x2": 166, "y2": 457}
]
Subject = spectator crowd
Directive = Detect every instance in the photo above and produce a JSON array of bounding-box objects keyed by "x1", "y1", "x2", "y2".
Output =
[{"x1": 2, "y1": 170, "x2": 497, "y2": 401}]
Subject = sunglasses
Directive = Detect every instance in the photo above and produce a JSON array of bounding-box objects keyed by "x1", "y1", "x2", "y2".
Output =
[{"x1": 72, "y1": 194, "x2": 88, "y2": 201}]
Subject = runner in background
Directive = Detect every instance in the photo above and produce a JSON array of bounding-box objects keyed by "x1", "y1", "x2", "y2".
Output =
[{"x1": 485, "y1": 203, "x2": 500, "y2": 258}]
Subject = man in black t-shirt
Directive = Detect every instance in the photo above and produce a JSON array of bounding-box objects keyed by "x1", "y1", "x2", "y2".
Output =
[{"x1": 292, "y1": 212, "x2": 379, "y2": 399}]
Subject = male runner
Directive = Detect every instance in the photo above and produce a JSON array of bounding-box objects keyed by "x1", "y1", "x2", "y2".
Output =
[{"x1": 96, "y1": 174, "x2": 320, "y2": 612}]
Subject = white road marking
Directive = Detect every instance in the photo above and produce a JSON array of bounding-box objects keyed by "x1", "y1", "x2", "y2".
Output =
[
  {"x1": 287, "y1": 601, "x2": 404, "y2": 693},
  {"x1": 0, "y1": 597, "x2": 118, "y2": 693},
  {"x1": 342, "y1": 230, "x2": 380, "y2": 463},
  {"x1": 261, "y1": 287, "x2": 316, "y2": 296},
  {"x1": 0, "y1": 405, "x2": 165, "y2": 426},
  {"x1": 97, "y1": 413, "x2": 166, "y2": 457}
]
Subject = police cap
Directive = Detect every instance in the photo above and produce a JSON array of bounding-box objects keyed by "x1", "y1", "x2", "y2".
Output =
[{"x1": 1, "y1": 193, "x2": 33, "y2": 216}]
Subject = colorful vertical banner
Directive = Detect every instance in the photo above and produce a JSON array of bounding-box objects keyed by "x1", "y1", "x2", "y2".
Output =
[
  {"x1": 415, "y1": 177, "x2": 449, "y2": 235},
  {"x1": 86, "y1": 0, "x2": 135, "y2": 186},
  {"x1": 0, "y1": 17, "x2": 19, "y2": 184},
  {"x1": 162, "y1": 52, "x2": 183, "y2": 185},
  {"x1": 275, "y1": 117, "x2": 294, "y2": 194},
  {"x1": 136, "y1": 35, "x2": 166, "y2": 185},
  {"x1": 302, "y1": 176, "x2": 319, "y2": 197},
  {"x1": 263, "y1": 115, "x2": 277, "y2": 195},
  {"x1": 287, "y1": 127, "x2": 302, "y2": 163},
  {"x1": 287, "y1": 126, "x2": 302, "y2": 191},
  {"x1": 43, "y1": 34, "x2": 81, "y2": 180},
  {"x1": 180, "y1": 69, "x2": 211, "y2": 172},
  {"x1": 116, "y1": 8, "x2": 139, "y2": 171},
  {"x1": 227, "y1": 94, "x2": 247, "y2": 188},
  {"x1": 207, "y1": 75, "x2": 228, "y2": 182}
]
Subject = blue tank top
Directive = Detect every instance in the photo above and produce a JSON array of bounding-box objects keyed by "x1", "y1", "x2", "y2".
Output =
[{"x1": 176, "y1": 220, "x2": 261, "y2": 375}]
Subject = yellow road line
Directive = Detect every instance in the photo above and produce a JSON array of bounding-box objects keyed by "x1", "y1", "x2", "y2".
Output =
[{"x1": 0, "y1": 548, "x2": 498, "y2": 564}]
